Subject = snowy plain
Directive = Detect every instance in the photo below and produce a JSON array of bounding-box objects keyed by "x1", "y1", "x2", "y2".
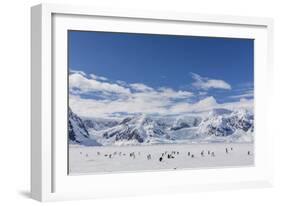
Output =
[{"x1": 69, "y1": 143, "x2": 254, "y2": 174}]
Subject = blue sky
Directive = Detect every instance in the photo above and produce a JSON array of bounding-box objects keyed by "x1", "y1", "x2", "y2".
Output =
[{"x1": 68, "y1": 31, "x2": 254, "y2": 118}]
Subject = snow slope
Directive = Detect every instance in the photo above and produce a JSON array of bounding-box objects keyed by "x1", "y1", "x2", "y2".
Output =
[{"x1": 68, "y1": 108, "x2": 101, "y2": 146}]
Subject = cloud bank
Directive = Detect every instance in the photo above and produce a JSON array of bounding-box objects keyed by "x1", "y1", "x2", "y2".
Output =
[{"x1": 69, "y1": 70, "x2": 252, "y2": 118}]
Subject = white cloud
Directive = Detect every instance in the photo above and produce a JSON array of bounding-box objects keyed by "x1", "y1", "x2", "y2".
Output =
[
  {"x1": 89, "y1": 74, "x2": 109, "y2": 81},
  {"x1": 229, "y1": 90, "x2": 253, "y2": 99},
  {"x1": 130, "y1": 83, "x2": 154, "y2": 92},
  {"x1": 169, "y1": 96, "x2": 217, "y2": 114},
  {"x1": 69, "y1": 69, "x2": 86, "y2": 76},
  {"x1": 69, "y1": 71, "x2": 252, "y2": 118},
  {"x1": 71, "y1": 91, "x2": 253, "y2": 118},
  {"x1": 157, "y1": 87, "x2": 193, "y2": 99},
  {"x1": 69, "y1": 94, "x2": 169, "y2": 118},
  {"x1": 69, "y1": 72, "x2": 131, "y2": 95},
  {"x1": 191, "y1": 72, "x2": 231, "y2": 90},
  {"x1": 116, "y1": 80, "x2": 127, "y2": 86},
  {"x1": 220, "y1": 98, "x2": 254, "y2": 112},
  {"x1": 69, "y1": 71, "x2": 195, "y2": 117}
]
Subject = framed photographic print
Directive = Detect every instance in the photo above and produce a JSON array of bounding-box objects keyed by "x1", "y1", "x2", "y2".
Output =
[
  {"x1": 68, "y1": 31, "x2": 255, "y2": 174},
  {"x1": 31, "y1": 3, "x2": 274, "y2": 201}
]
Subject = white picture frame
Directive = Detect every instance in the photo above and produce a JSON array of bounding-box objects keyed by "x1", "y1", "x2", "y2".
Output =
[{"x1": 31, "y1": 3, "x2": 274, "y2": 202}]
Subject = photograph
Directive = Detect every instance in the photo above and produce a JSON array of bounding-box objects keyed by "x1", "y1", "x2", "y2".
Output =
[{"x1": 68, "y1": 31, "x2": 254, "y2": 175}]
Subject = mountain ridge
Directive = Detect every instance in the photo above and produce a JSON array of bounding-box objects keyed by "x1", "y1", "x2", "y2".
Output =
[{"x1": 69, "y1": 108, "x2": 254, "y2": 146}]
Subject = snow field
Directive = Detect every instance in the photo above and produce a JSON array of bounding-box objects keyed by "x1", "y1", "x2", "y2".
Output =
[{"x1": 69, "y1": 143, "x2": 254, "y2": 174}]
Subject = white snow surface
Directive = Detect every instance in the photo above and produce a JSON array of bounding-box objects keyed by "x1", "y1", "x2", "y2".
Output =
[{"x1": 69, "y1": 143, "x2": 254, "y2": 174}]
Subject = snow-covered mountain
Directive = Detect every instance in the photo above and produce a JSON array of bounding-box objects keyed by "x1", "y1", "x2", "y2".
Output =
[
  {"x1": 171, "y1": 116, "x2": 202, "y2": 131},
  {"x1": 197, "y1": 109, "x2": 254, "y2": 143},
  {"x1": 83, "y1": 118, "x2": 119, "y2": 131},
  {"x1": 69, "y1": 108, "x2": 254, "y2": 146},
  {"x1": 68, "y1": 108, "x2": 101, "y2": 146},
  {"x1": 96, "y1": 115, "x2": 173, "y2": 145},
  {"x1": 198, "y1": 109, "x2": 253, "y2": 136}
]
